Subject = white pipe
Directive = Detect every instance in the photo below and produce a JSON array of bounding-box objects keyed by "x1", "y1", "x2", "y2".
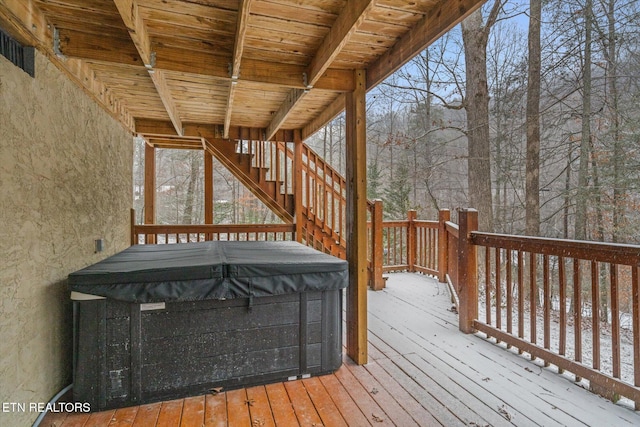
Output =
[{"x1": 31, "y1": 383, "x2": 73, "y2": 427}]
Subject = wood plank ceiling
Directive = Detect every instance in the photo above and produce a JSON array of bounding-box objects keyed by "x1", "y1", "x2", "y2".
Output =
[{"x1": 0, "y1": 0, "x2": 486, "y2": 142}]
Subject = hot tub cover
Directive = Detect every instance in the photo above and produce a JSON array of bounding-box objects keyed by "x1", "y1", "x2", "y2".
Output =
[{"x1": 68, "y1": 241, "x2": 348, "y2": 303}]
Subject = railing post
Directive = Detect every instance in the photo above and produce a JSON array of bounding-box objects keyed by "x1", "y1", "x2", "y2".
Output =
[
  {"x1": 130, "y1": 208, "x2": 137, "y2": 246},
  {"x1": 370, "y1": 200, "x2": 384, "y2": 290},
  {"x1": 204, "y1": 150, "x2": 214, "y2": 240},
  {"x1": 438, "y1": 209, "x2": 450, "y2": 283},
  {"x1": 144, "y1": 143, "x2": 156, "y2": 244},
  {"x1": 407, "y1": 210, "x2": 417, "y2": 272},
  {"x1": 458, "y1": 208, "x2": 478, "y2": 334}
]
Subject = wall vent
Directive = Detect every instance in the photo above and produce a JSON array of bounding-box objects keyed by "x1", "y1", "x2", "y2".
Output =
[{"x1": 1, "y1": 27, "x2": 35, "y2": 78}]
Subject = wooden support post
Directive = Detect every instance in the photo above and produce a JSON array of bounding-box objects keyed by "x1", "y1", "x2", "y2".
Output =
[
  {"x1": 130, "y1": 208, "x2": 137, "y2": 246},
  {"x1": 345, "y1": 69, "x2": 368, "y2": 365},
  {"x1": 438, "y1": 209, "x2": 451, "y2": 283},
  {"x1": 144, "y1": 143, "x2": 156, "y2": 244},
  {"x1": 458, "y1": 208, "x2": 478, "y2": 334},
  {"x1": 407, "y1": 210, "x2": 417, "y2": 273},
  {"x1": 204, "y1": 151, "x2": 214, "y2": 240},
  {"x1": 370, "y1": 199, "x2": 384, "y2": 290},
  {"x1": 294, "y1": 130, "x2": 304, "y2": 243}
]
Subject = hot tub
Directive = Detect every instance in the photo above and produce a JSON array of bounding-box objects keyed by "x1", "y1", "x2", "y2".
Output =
[{"x1": 68, "y1": 241, "x2": 347, "y2": 411}]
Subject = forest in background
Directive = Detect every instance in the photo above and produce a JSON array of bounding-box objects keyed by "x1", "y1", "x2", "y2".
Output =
[{"x1": 134, "y1": 0, "x2": 640, "y2": 244}]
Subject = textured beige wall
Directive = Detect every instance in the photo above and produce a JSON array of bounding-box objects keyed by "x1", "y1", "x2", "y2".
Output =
[{"x1": 0, "y1": 52, "x2": 132, "y2": 425}]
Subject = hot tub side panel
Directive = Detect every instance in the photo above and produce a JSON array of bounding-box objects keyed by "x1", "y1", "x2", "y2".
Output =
[{"x1": 73, "y1": 290, "x2": 342, "y2": 410}]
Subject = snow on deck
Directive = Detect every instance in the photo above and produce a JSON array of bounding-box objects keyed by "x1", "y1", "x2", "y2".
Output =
[{"x1": 370, "y1": 272, "x2": 640, "y2": 426}]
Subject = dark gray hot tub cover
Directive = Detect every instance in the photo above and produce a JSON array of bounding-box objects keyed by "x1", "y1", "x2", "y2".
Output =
[{"x1": 68, "y1": 241, "x2": 348, "y2": 302}]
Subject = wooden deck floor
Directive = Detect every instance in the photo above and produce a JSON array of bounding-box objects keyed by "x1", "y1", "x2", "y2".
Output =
[{"x1": 43, "y1": 273, "x2": 640, "y2": 426}]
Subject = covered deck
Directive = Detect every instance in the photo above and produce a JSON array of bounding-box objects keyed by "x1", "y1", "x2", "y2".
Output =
[{"x1": 44, "y1": 273, "x2": 639, "y2": 426}]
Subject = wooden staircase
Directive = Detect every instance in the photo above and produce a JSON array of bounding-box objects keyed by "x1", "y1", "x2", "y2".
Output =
[
  {"x1": 203, "y1": 137, "x2": 295, "y2": 223},
  {"x1": 142, "y1": 129, "x2": 350, "y2": 258},
  {"x1": 207, "y1": 136, "x2": 348, "y2": 258}
]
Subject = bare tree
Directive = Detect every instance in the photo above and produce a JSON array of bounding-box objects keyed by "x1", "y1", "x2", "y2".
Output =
[
  {"x1": 526, "y1": 0, "x2": 542, "y2": 236},
  {"x1": 461, "y1": 1, "x2": 505, "y2": 231}
]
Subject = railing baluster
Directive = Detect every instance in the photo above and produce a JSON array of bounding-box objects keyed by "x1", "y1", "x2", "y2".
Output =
[
  {"x1": 486, "y1": 247, "x2": 491, "y2": 325},
  {"x1": 574, "y1": 259, "x2": 582, "y2": 379},
  {"x1": 530, "y1": 252, "x2": 537, "y2": 350},
  {"x1": 506, "y1": 249, "x2": 513, "y2": 338},
  {"x1": 495, "y1": 247, "x2": 501, "y2": 332},
  {"x1": 633, "y1": 266, "x2": 640, "y2": 410},
  {"x1": 518, "y1": 250, "x2": 524, "y2": 347},
  {"x1": 559, "y1": 256, "x2": 566, "y2": 369},
  {"x1": 543, "y1": 254, "x2": 550, "y2": 366},
  {"x1": 611, "y1": 263, "x2": 620, "y2": 379},
  {"x1": 592, "y1": 260, "x2": 600, "y2": 370}
]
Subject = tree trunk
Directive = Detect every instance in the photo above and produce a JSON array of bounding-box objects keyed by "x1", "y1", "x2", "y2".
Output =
[
  {"x1": 525, "y1": 0, "x2": 541, "y2": 236},
  {"x1": 461, "y1": 8, "x2": 496, "y2": 232},
  {"x1": 574, "y1": 0, "x2": 593, "y2": 241},
  {"x1": 181, "y1": 151, "x2": 200, "y2": 224},
  {"x1": 605, "y1": 0, "x2": 623, "y2": 242}
]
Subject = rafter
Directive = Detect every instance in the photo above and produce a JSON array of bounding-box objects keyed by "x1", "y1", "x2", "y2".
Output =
[
  {"x1": 366, "y1": 0, "x2": 483, "y2": 89},
  {"x1": 301, "y1": 94, "x2": 345, "y2": 140},
  {"x1": 112, "y1": 0, "x2": 152, "y2": 66},
  {"x1": 224, "y1": 0, "x2": 253, "y2": 139},
  {"x1": 265, "y1": 0, "x2": 374, "y2": 141},
  {"x1": 113, "y1": 0, "x2": 183, "y2": 136},
  {"x1": 305, "y1": 0, "x2": 375, "y2": 88},
  {"x1": 56, "y1": 30, "x2": 355, "y2": 92},
  {"x1": 266, "y1": 89, "x2": 307, "y2": 141},
  {"x1": 148, "y1": 69, "x2": 183, "y2": 138}
]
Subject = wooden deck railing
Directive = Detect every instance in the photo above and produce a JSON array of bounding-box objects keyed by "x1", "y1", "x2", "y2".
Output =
[
  {"x1": 369, "y1": 207, "x2": 640, "y2": 407},
  {"x1": 131, "y1": 223, "x2": 295, "y2": 245},
  {"x1": 450, "y1": 209, "x2": 640, "y2": 409},
  {"x1": 471, "y1": 234, "x2": 640, "y2": 408}
]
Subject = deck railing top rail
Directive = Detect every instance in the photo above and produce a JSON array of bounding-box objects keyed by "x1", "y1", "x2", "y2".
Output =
[{"x1": 472, "y1": 232, "x2": 640, "y2": 265}]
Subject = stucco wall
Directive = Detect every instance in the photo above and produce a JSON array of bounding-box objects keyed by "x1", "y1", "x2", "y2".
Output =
[{"x1": 0, "y1": 52, "x2": 132, "y2": 425}]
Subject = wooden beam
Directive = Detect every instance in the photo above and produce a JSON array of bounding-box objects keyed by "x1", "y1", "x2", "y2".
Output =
[
  {"x1": 224, "y1": 0, "x2": 253, "y2": 139},
  {"x1": 366, "y1": 0, "x2": 484, "y2": 89},
  {"x1": 301, "y1": 94, "x2": 345, "y2": 140},
  {"x1": 57, "y1": 29, "x2": 355, "y2": 92},
  {"x1": 267, "y1": 0, "x2": 372, "y2": 140},
  {"x1": 113, "y1": 0, "x2": 183, "y2": 136},
  {"x1": 231, "y1": 0, "x2": 253, "y2": 79},
  {"x1": 149, "y1": 69, "x2": 183, "y2": 136},
  {"x1": 265, "y1": 89, "x2": 307, "y2": 141},
  {"x1": 0, "y1": 0, "x2": 50, "y2": 46},
  {"x1": 57, "y1": 30, "x2": 142, "y2": 67},
  {"x1": 113, "y1": 0, "x2": 152, "y2": 66},
  {"x1": 145, "y1": 136, "x2": 203, "y2": 150},
  {"x1": 223, "y1": 82, "x2": 237, "y2": 139},
  {"x1": 306, "y1": 0, "x2": 375, "y2": 87},
  {"x1": 136, "y1": 119, "x2": 230, "y2": 140},
  {"x1": 345, "y1": 69, "x2": 368, "y2": 365},
  {"x1": 0, "y1": 0, "x2": 135, "y2": 131}
]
